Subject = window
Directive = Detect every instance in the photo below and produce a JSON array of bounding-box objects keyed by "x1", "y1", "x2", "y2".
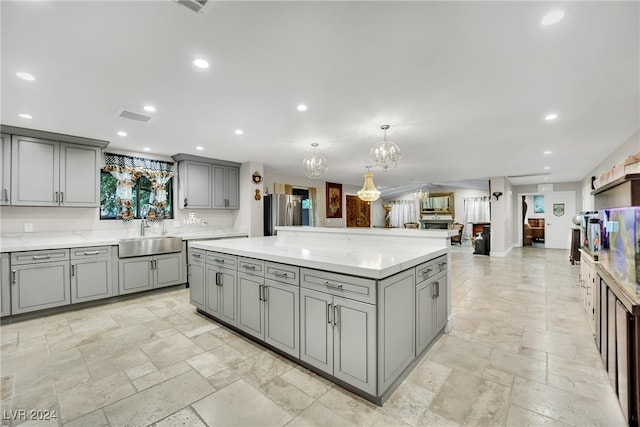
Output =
[{"x1": 100, "y1": 172, "x2": 173, "y2": 220}]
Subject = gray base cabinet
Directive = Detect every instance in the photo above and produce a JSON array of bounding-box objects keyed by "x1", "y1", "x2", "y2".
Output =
[
  {"x1": 70, "y1": 246, "x2": 114, "y2": 303},
  {"x1": 206, "y1": 266, "x2": 238, "y2": 326},
  {"x1": 188, "y1": 248, "x2": 206, "y2": 310},
  {"x1": 119, "y1": 252, "x2": 184, "y2": 295},
  {"x1": 237, "y1": 271, "x2": 265, "y2": 338},
  {"x1": 264, "y1": 278, "x2": 299, "y2": 357},
  {"x1": 1, "y1": 253, "x2": 10, "y2": 316},
  {"x1": 416, "y1": 256, "x2": 448, "y2": 355},
  {"x1": 10, "y1": 249, "x2": 71, "y2": 314}
]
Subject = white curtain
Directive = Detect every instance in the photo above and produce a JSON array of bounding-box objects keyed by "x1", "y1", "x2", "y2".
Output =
[
  {"x1": 463, "y1": 196, "x2": 490, "y2": 239},
  {"x1": 389, "y1": 199, "x2": 419, "y2": 228}
]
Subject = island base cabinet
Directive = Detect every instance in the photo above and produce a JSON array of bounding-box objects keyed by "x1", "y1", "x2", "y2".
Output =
[
  {"x1": 11, "y1": 261, "x2": 70, "y2": 314},
  {"x1": 264, "y1": 279, "x2": 299, "y2": 358},
  {"x1": 300, "y1": 287, "x2": 376, "y2": 396},
  {"x1": 188, "y1": 250, "x2": 206, "y2": 310},
  {"x1": 237, "y1": 272, "x2": 265, "y2": 339},
  {"x1": 206, "y1": 266, "x2": 237, "y2": 326},
  {"x1": 416, "y1": 271, "x2": 448, "y2": 355}
]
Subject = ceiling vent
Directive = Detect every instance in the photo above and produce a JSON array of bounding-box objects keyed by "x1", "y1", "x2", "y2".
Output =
[
  {"x1": 174, "y1": 0, "x2": 209, "y2": 14},
  {"x1": 115, "y1": 108, "x2": 154, "y2": 123}
]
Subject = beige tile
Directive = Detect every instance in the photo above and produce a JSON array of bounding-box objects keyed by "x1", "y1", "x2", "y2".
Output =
[
  {"x1": 318, "y1": 388, "x2": 381, "y2": 426},
  {"x1": 152, "y1": 407, "x2": 207, "y2": 427},
  {"x1": 417, "y1": 410, "x2": 460, "y2": 427},
  {"x1": 57, "y1": 372, "x2": 136, "y2": 423},
  {"x1": 140, "y1": 333, "x2": 204, "y2": 368},
  {"x1": 208, "y1": 367, "x2": 242, "y2": 390},
  {"x1": 132, "y1": 361, "x2": 192, "y2": 392},
  {"x1": 505, "y1": 404, "x2": 566, "y2": 427},
  {"x1": 190, "y1": 331, "x2": 226, "y2": 351},
  {"x1": 187, "y1": 344, "x2": 247, "y2": 378},
  {"x1": 86, "y1": 348, "x2": 151, "y2": 379},
  {"x1": 104, "y1": 370, "x2": 214, "y2": 426},
  {"x1": 192, "y1": 379, "x2": 292, "y2": 427},
  {"x1": 487, "y1": 348, "x2": 547, "y2": 384},
  {"x1": 427, "y1": 335, "x2": 492, "y2": 376},
  {"x1": 407, "y1": 359, "x2": 452, "y2": 394},
  {"x1": 280, "y1": 366, "x2": 332, "y2": 400},
  {"x1": 63, "y1": 409, "x2": 109, "y2": 427},
  {"x1": 232, "y1": 351, "x2": 292, "y2": 387},
  {"x1": 125, "y1": 362, "x2": 158, "y2": 380},
  {"x1": 382, "y1": 379, "x2": 435, "y2": 426},
  {"x1": 521, "y1": 328, "x2": 575, "y2": 358},
  {"x1": 259, "y1": 376, "x2": 315, "y2": 416},
  {"x1": 287, "y1": 402, "x2": 356, "y2": 427}
]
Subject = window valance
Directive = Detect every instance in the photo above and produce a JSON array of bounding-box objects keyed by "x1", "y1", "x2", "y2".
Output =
[{"x1": 103, "y1": 153, "x2": 175, "y2": 221}]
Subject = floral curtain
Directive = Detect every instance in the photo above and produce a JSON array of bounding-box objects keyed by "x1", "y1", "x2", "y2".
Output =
[{"x1": 104, "y1": 153, "x2": 174, "y2": 221}]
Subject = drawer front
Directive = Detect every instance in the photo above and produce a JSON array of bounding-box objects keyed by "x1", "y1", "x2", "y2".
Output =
[
  {"x1": 70, "y1": 246, "x2": 112, "y2": 259},
  {"x1": 11, "y1": 248, "x2": 70, "y2": 265},
  {"x1": 265, "y1": 262, "x2": 299, "y2": 286},
  {"x1": 416, "y1": 255, "x2": 447, "y2": 284},
  {"x1": 206, "y1": 251, "x2": 237, "y2": 269},
  {"x1": 189, "y1": 247, "x2": 206, "y2": 264},
  {"x1": 300, "y1": 268, "x2": 375, "y2": 304},
  {"x1": 238, "y1": 257, "x2": 265, "y2": 276}
]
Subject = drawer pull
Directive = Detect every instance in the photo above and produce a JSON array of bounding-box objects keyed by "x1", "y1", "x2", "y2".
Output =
[
  {"x1": 214, "y1": 258, "x2": 225, "y2": 263},
  {"x1": 422, "y1": 268, "x2": 433, "y2": 276},
  {"x1": 325, "y1": 280, "x2": 343, "y2": 289},
  {"x1": 192, "y1": 253, "x2": 202, "y2": 258},
  {"x1": 32, "y1": 255, "x2": 51, "y2": 260},
  {"x1": 83, "y1": 250, "x2": 100, "y2": 256},
  {"x1": 242, "y1": 264, "x2": 257, "y2": 270},
  {"x1": 274, "y1": 270, "x2": 289, "y2": 277},
  {"x1": 438, "y1": 261, "x2": 447, "y2": 269}
]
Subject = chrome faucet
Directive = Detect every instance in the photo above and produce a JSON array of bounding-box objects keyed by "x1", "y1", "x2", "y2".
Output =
[{"x1": 140, "y1": 218, "x2": 151, "y2": 236}]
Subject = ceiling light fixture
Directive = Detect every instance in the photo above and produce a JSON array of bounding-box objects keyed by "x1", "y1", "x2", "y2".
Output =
[
  {"x1": 302, "y1": 143, "x2": 327, "y2": 179},
  {"x1": 357, "y1": 166, "x2": 381, "y2": 202},
  {"x1": 544, "y1": 166, "x2": 551, "y2": 170},
  {"x1": 296, "y1": 104, "x2": 308, "y2": 112},
  {"x1": 16, "y1": 72, "x2": 35, "y2": 81},
  {"x1": 193, "y1": 58, "x2": 209, "y2": 69},
  {"x1": 18, "y1": 113, "x2": 32, "y2": 119},
  {"x1": 544, "y1": 150, "x2": 552, "y2": 155},
  {"x1": 196, "y1": 146, "x2": 204, "y2": 151},
  {"x1": 143, "y1": 147, "x2": 151, "y2": 152},
  {"x1": 371, "y1": 125, "x2": 401, "y2": 170},
  {"x1": 541, "y1": 10, "x2": 565, "y2": 26},
  {"x1": 545, "y1": 113, "x2": 558, "y2": 121},
  {"x1": 117, "y1": 131, "x2": 127, "y2": 137},
  {"x1": 234, "y1": 129, "x2": 244, "y2": 135},
  {"x1": 144, "y1": 105, "x2": 156, "y2": 113}
]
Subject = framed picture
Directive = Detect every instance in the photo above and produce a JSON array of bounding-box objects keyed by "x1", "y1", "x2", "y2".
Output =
[{"x1": 326, "y1": 182, "x2": 343, "y2": 218}]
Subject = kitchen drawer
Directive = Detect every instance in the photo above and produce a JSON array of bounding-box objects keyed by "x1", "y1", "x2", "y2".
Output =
[
  {"x1": 238, "y1": 257, "x2": 265, "y2": 276},
  {"x1": 206, "y1": 251, "x2": 237, "y2": 269},
  {"x1": 300, "y1": 268, "x2": 375, "y2": 304},
  {"x1": 415, "y1": 255, "x2": 447, "y2": 284},
  {"x1": 265, "y1": 262, "x2": 299, "y2": 286},
  {"x1": 71, "y1": 245, "x2": 112, "y2": 259},
  {"x1": 189, "y1": 247, "x2": 206, "y2": 263},
  {"x1": 11, "y1": 248, "x2": 70, "y2": 265}
]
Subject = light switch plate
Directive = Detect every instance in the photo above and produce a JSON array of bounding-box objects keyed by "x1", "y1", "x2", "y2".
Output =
[{"x1": 24, "y1": 223, "x2": 33, "y2": 232}]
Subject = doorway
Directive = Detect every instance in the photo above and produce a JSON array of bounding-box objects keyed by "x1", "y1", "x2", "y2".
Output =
[
  {"x1": 292, "y1": 188, "x2": 310, "y2": 226},
  {"x1": 518, "y1": 191, "x2": 576, "y2": 249}
]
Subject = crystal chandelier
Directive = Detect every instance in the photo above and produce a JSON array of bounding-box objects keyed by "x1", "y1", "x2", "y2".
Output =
[
  {"x1": 302, "y1": 143, "x2": 327, "y2": 179},
  {"x1": 370, "y1": 125, "x2": 401, "y2": 170},
  {"x1": 357, "y1": 166, "x2": 381, "y2": 202}
]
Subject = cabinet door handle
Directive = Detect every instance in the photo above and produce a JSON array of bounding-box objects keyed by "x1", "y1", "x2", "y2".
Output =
[
  {"x1": 11, "y1": 270, "x2": 16, "y2": 284},
  {"x1": 333, "y1": 304, "x2": 339, "y2": 326},
  {"x1": 327, "y1": 303, "x2": 332, "y2": 325},
  {"x1": 433, "y1": 281, "x2": 440, "y2": 299},
  {"x1": 32, "y1": 255, "x2": 51, "y2": 260},
  {"x1": 60, "y1": 192, "x2": 64, "y2": 203},
  {"x1": 3, "y1": 188, "x2": 8, "y2": 202},
  {"x1": 263, "y1": 286, "x2": 268, "y2": 302},
  {"x1": 55, "y1": 191, "x2": 59, "y2": 203},
  {"x1": 259, "y1": 285, "x2": 263, "y2": 301},
  {"x1": 71, "y1": 264, "x2": 75, "y2": 276},
  {"x1": 215, "y1": 271, "x2": 222, "y2": 286},
  {"x1": 184, "y1": 198, "x2": 188, "y2": 207}
]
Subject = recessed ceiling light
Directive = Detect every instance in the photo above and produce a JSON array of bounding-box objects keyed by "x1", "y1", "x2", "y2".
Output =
[
  {"x1": 296, "y1": 104, "x2": 308, "y2": 112},
  {"x1": 541, "y1": 10, "x2": 565, "y2": 26},
  {"x1": 18, "y1": 113, "x2": 32, "y2": 119},
  {"x1": 196, "y1": 146, "x2": 204, "y2": 151},
  {"x1": 143, "y1": 147, "x2": 151, "y2": 152},
  {"x1": 143, "y1": 105, "x2": 156, "y2": 113},
  {"x1": 193, "y1": 58, "x2": 209, "y2": 69},
  {"x1": 234, "y1": 129, "x2": 244, "y2": 135},
  {"x1": 16, "y1": 72, "x2": 35, "y2": 81},
  {"x1": 117, "y1": 131, "x2": 127, "y2": 137},
  {"x1": 545, "y1": 113, "x2": 558, "y2": 121},
  {"x1": 544, "y1": 150, "x2": 552, "y2": 155},
  {"x1": 544, "y1": 166, "x2": 551, "y2": 170}
]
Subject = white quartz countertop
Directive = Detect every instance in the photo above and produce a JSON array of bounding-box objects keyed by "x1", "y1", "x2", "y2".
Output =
[
  {"x1": 0, "y1": 229, "x2": 248, "y2": 253},
  {"x1": 190, "y1": 235, "x2": 448, "y2": 279},
  {"x1": 275, "y1": 226, "x2": 458, "y2": 238}
]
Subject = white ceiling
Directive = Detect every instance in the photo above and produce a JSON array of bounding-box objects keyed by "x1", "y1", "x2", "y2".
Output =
[{"x1": 1, "y1": 1, "x2": 638, "y2": 196}]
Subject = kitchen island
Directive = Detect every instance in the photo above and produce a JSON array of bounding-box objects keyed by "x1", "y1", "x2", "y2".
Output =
[{"x1": 188, "y1": 232, "x2": 451, "y2": 404}]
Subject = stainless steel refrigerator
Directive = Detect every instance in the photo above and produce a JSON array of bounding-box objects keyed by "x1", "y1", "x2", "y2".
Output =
[{"x1": 264, "y1": 194, "x2": 302, "y2": 236}]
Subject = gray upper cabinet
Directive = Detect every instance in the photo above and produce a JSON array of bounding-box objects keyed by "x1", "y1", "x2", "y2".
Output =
[
  {"x1": 10, "y1": 135, "x2": 100, "y2": 207},
  {"x1": 213, "y1": 165, "x2": 239, "y2": 209},
  {"x1": 1, "y1": 134, "x2": 10, "y2": 205},
  {"x1": 172, "y1": 153, "x2": 240, "y2": 210}
]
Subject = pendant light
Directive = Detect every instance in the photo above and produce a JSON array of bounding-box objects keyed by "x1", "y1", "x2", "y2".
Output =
[
  {"x1": 357, "y1": 166, "x2": 381, "y2": 202},
  {"x1": 302, "y1": 143, "x2": 327, "y2": 179},
  {"x1": 370, "y1": 125, "x2": 401, "y2": 170}
]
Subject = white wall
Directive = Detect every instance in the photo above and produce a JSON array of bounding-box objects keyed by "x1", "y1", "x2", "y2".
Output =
[
  {"x1": 235, "y1": 161, "x2": 264, "y2": 237},
  {"x1": 489, "y1": 176, "x2": 514, "y2": 257}
]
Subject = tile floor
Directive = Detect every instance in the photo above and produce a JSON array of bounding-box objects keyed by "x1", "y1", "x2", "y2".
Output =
[{"x1": 0, "y1": 247, "x2": 628, "y2": 426}]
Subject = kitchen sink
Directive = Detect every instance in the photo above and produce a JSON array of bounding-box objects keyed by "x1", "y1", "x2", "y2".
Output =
[{"x1": 118, "y1": 236, "x2": 183, "y2": 258}]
